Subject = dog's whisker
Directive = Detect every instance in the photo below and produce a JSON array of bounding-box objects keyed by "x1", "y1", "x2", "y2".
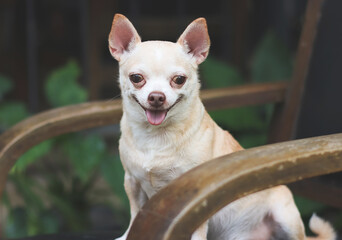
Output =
[{"x1": 106, "y1": 94, "x2": 122, "y2": 102}]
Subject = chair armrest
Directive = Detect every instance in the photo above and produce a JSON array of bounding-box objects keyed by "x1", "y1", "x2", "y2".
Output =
[
  {"x1": 0, "y1": 82, "x2": 288, "y2": 199},
  {"x1": 0, "y1": 100, "x2": 123, "y2": 198},
  {"x1": 127, "y1": 133, "x2": 342, "y2": 240}
]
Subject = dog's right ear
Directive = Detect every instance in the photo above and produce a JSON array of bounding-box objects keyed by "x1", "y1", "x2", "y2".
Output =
[
  {"x1": 108, "y1": 14, "x2": 141, "y2": 61},
  {"x1": 177, "y1": 18, "x2": 210, "y2": 65}
]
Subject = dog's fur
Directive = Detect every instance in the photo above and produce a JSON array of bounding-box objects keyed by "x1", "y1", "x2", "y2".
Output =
[{"x1": 108, "y1": 14, "x2": 336, "y2": 240}]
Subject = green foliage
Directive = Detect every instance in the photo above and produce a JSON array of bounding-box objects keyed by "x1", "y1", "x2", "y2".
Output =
[
  {"x1": 293, "y1": 195, "x2": 329, "y2": 236},
  {"x1": 100, "y1": 153, "x2": 129, "y2": 211},
  {"x1": 45, "y1": 60, "x2": 87, "y2": 107},
  {"x1": 201, "y1": 57, "x2": 244, "y2": 88},
  {"x1": 0, "y1": 75, "x2": 29, "y2": 130},
  {"x1": 41, "y1": 177, "x2": 88, "y2": 231},
  {"x1": 0, "y1": 74, "x2": 13, "y2": 99},
  {"x1": 62, "y1": 134, "x2": 106, "y2": 182},
  {"x1": 210, "y1": 107, "x2": 267, "y2": 131},
  {"x1": 294, "y1": 195, "x2": 327, "y2": 217},
  {"x1": 11, "y1": 140, "x2": 54, "y2": 173},
  {"x1": 5, "y1": 176, "x2": 63, "y2": 237},
  {"x1": 201, "y1": 57, "x2": 269, "y2": 148},
  {"x1": 200, "y1": 31, "x2": 293, "y2": 148},
  {"x1": 0, "y1": 75, "x2": 44, "y2": 174},
  {"x1": 251, "y1": 31, "x2": 293, "y2": 83},
  {"x1": 5, "y1": 208, "x2": 29, "y2": 238},
  {"x1": 2, "y1": 60, "x2": 129, "y2": 238},
  {"x1": 0, "y1": 102, "x2": 29, "y2": 129}
]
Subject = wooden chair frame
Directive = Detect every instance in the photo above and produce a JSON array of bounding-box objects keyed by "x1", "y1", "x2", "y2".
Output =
[{"x1": 127, "y1": 133, "x2": 342, "y2": 240}]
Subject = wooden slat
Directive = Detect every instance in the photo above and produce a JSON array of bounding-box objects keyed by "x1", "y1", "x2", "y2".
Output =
[
  {"x1": 269, "y1": 0, "x2": 325, "y2": 143},
  {"x1": 201, "y1": 81, "x2": 288, "y2": 111},
  {"x1": 127, "y1": 134, "x2": 342, "y2": 240}
]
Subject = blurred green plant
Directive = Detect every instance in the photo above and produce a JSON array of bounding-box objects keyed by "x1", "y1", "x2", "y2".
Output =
[
  {"x1": 0, "y1": 75, "x2": 29, "y2": 131},
  {"x1": 0, "y1": 74, "x2": 13, "y2": 99},
  {"x1": 45, "y1": 60, "x2": 87, "y2": 107},
  {"x1": 1, "y1": 60, "x2": 128, "y2": 238},
  {"x1": 201, "y1": 31, "x2": 293, "y2": 148},
  {"x1": 251, "y1": 31, "x2": 293, "y2": 83}
]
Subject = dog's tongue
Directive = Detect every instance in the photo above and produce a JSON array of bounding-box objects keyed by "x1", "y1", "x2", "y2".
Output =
[{"x1": 146, "y1": 110, "x2": 167, "y2": 125}]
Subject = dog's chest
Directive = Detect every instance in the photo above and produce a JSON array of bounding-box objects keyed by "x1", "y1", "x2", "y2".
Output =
[{"x1": 120, "y1": 139, "x2": 205, "y2": 197}]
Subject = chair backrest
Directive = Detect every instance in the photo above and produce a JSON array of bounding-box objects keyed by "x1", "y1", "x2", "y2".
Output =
[{"x1": 268, "y1": 0, "x2": 325, "y2": 143}]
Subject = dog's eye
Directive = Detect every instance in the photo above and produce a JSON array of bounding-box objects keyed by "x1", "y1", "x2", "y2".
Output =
[
  {"x1": 129, "y1": 74, "x2": 144, "y2": 83},
  {"x1": 171, "y1": 75, "x2": 187, "y2": 88},
  {"x1": 129, "y1": 74, "x2": 146, "y2": 88}
]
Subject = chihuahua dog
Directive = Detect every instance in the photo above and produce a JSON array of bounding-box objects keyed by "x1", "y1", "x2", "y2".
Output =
[{"x1": 108, "y1": 14, "x2": 336, "y2": 240}]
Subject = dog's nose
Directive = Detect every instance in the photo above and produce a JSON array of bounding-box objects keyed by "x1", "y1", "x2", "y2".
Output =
[{"x1": 148, "y1": 92, "x2": 166, "y2": 107}]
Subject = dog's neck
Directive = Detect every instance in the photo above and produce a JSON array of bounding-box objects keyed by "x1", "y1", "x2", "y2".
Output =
[{"x1": 121, "y1": 95, "x2": 205, "y2": 150}]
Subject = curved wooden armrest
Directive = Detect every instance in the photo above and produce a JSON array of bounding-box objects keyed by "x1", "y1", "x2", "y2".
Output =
[
  {"x1": 0, "y1": 82, "x2": 287, "y2": 199},
  {"x1": 127, "y1": 133, "x2": 342, "y2": 240},
  {"x1": 0, "y1": 100, "x2": 123, "y2": 199}
]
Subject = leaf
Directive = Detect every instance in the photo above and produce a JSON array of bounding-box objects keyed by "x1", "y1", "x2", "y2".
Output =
[
  {"x1": 0, "y1": 74, "x2": 13, "y2": 99},
  {"x1": 38, "y1": 210, "x2": 60, "y2": 234},
  {"x1": 333, "y1": 213, "x2": 342, "y2": 230},
  {"x1": 294, "y1": 195, "x2": 327, "y2": 217},
  {"x1": 9, "y1": 176, "x2": 45, "y2": 210},
  {"x1": 251, "y1": 31, "x2": 293, "y2": 83},
  {"x1": 5, "y1": 207, "x2": 28, "y2": 238},
  {"x1": 200, "y1": 57, "x2": 244, "y2": 88},
  {"x1": 0, "y1": 102, "x2": 29, "y2": 129},
  {"x1": 209, "y1": 106, "x2": 267, "y2": 132},
  {"x1": 100, "y1": 153, "x2": 129, "y2": 211},
  {"x1": 11, "y1": 139, "x2": 54, "y2": 173},
  {"x1": 42, "y1": 188, "x2": 85, "y2": 230},
  {"x1": 44, "y1": 60, "x2": 87, "y2": 107},
  {"x1": 62, "y1": 134, "x2": 105, "y2": 182},
  {"x1": 237, "y1": 133, "x2": 268, "y2": 148}
]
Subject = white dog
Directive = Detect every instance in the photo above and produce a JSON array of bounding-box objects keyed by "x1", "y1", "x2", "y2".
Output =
[{"x1": 108, "y1": 14, "x2": 336, "y2": 240}]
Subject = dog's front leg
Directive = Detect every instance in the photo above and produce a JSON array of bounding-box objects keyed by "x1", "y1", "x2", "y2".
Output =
[
  {"x1": 115, "y1": 173, "x2": 148, "y2": 240},
  {"x1": 191, "y1": 221, "x2": 209, "y2": 240}
]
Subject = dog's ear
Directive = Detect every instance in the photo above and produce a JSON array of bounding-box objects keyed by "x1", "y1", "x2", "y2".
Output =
[
  {"x1": 177, "y1": 18, "x2": 210, "y2": 64},
  {"x1": 108, "y1": 14, "x2": 141, "y2": 61}
]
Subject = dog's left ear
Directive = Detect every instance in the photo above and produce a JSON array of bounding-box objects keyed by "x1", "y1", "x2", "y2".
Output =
[{"x1": 177, "y1": 18, "x2": 210, "y2": 64}]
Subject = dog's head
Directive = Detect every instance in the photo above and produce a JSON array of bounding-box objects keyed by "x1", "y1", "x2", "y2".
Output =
[{"x1": 108, "y1": 14, "x2": 210, "y2": 126}]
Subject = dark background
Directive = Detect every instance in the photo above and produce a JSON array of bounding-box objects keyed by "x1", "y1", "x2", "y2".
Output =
[{"x1": 1, "y1": 0, "x2": 341, "y2": 138}]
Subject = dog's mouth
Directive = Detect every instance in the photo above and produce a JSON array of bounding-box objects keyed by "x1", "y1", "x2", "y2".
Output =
[
  {"x1": 145, "y1": 109, "x2": 167, "y2": 125},
  {"x1": 132, "y1": 94, "x2": 184, "y2": 126}
]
